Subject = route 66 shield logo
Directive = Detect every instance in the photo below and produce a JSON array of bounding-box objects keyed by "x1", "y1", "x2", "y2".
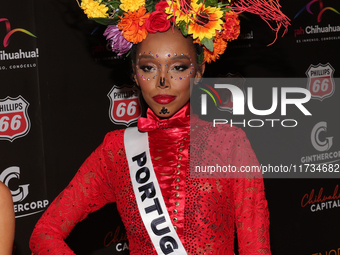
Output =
[
  {"x1": 306, "y1": 63, "x2": 335, "y2": 101},
  {"x1": 0, "y1": 96, "x2": 31, "y2": 142},
  {"x1": 108, "y1": 85, "x2": 142, "y2": 126}
]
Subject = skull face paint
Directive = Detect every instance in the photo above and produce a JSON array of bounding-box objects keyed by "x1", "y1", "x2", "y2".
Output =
[{"x1": 133, "y1": 29, "x2": 204, "y2": 118}]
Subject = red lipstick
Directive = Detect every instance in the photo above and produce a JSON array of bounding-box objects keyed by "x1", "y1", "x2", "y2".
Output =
[{"x1": 152, "y1": 95, "x2": 177, "y2": 104}]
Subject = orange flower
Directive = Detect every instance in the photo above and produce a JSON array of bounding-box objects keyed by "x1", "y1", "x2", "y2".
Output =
[
  {"x1": 196, "y1": 32, "x2": 227, "y2": 63},
  {"x1": 118, "y1": 7, "x2": 150, "y2": 44},
  {"x1": 222, "y1": 11, "x2": 240, "y2": 41}
]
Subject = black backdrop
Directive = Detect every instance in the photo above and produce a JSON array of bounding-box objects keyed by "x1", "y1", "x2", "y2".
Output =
[{"x1": 1, "y1": 0, "x2": 340, "y2": 254}]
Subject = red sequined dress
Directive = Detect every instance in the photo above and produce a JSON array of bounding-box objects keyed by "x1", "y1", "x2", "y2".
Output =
[{"x1": 30, "y1": 103, "x2": 271, "y2": 254}]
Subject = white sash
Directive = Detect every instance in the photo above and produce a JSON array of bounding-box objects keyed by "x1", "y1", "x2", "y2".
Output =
[{"x1": 124, "y1": 127, "x2": 187, "y2": 255}]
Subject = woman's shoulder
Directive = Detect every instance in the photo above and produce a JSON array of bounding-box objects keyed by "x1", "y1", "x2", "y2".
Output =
[
  {"x1": 0, "y1": 182, "x2": 13, "y2": 209},
  {"x1": 100, "y1": 128, "x2": 126, "y2": 149}
]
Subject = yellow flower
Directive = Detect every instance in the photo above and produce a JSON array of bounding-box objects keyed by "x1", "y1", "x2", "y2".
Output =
[
  {"x1": 81, "y1": 0, "x2": 108, "y2": 18},
  {"x1": 120, "y1": 0, "x2": 145, "y2": 12},
  {"x1": 165, "y1": 0, "x2": 194, "y2": 25},
  {"x1": 188, "y1": 4, "x2": 223, "y2": 41}
]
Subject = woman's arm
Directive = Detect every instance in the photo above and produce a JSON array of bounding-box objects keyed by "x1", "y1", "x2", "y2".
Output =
[
  {"x1": 229, "y1": 130, "x2": 271, "y2": 255},
  {"x1": 29, "y1": 138, "x2": 117, "y2": 254},
  {"x1": 0, "y1": 181, "x2": 15, "y2": 255}
]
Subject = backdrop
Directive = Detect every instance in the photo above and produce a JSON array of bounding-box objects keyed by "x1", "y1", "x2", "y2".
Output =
[{"x1": 1, "y1": 0, "x2": 339, "y2": 254}]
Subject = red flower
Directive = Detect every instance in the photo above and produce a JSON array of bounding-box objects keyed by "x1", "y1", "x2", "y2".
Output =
[
  {"x1": 222, "y1": 11, "x2": 240, "y2": 41},
  {"x1": 155, "y1": 1, "x2": 169, "y2": 11},
  {"x1": 145, "y1": 11, "x2": 171, "y2": 33}
]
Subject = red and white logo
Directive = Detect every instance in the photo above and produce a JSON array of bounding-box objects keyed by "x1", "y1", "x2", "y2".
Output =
[
  {"x1": 108, "y1": 85, "x2": 142, "y2": 126},
  {"x1": 0, "y1": 96, "x2": 30, "y2": 142},
  {"x1": 306, "y1": 63, "x2": 335, "y2": 101}
]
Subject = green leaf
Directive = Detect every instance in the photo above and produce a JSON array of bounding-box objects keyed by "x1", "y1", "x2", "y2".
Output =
[
  {"x1": 197, "y1": 51, "x2": 204, "y2": 64},
  {"x1": 145, "y1": 0, "x2": 158, "y2": 13},
  {"x1": 91, "y1": 17, "x2": 117, "y2": 25},
  {"x1": 203, "y1": 0, "x2": 218, "y2": 7},
  {"x1": 178, "y1": 21, "x2": 189, "y2": 36},
  {"x1": 107, "y1": 1, "x2": 120, "y2": 9},
  {"x1": 201, "y1": 37, "x2": 214, "y2": 52}
]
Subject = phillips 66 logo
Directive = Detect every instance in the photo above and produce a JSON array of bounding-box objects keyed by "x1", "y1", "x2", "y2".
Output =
[
  {"x1": 0, "y1": 96, "x2": 31, "y2": 142},
  {"x1": 108, "y1": 85, "x2": 142, "y2": 126},
  {"x1": 306, "y1": 63, "x2": 335, "y2": 101}
]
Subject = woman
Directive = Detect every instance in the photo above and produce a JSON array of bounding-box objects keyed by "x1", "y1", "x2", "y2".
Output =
[
  {"x1": 0, "y1": 181, "x2": 15, "y2": 255},
  {"x1": 29, "y1": 0, "x2": 281, "y2": 253}
]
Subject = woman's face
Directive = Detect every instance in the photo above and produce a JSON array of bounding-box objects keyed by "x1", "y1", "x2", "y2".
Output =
[{"x1": 134, "y1": 28, "x2": 204, "y2": 118}]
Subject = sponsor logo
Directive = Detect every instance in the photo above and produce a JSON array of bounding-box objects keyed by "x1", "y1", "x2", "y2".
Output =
[
  {"x1": 0, "y1": 166, "x2": 49, "y2": 218},
  {"x1": 104, "y1": 226, "x2": 129, "y2": 252},
  {"x1": 0, "y1": 96, "x2": 30, "y2": 142},
  {"x1": 0, "y1": 18, "x2": 36, "y2": 48},
  {"x1": 301, "y1": 121, "x2": 340, "y2": 163},
  {"x1": 311, "y1": 121, "x2": 333, "y2": 151},
  {"x1": 0, "y1": 48, "x2": 39, "y2": 61},
  {"x1": 294, "y1": 0, "x2": 340, "y2": 23},
  {"x1": 301, "y1": 185, "x2": 340, "y2": 212},
  {"x1": 293, "y1": 1, "x2": 340, "y2": 43},
  {"x1": 0, "y1": 19, "x2": 39, "y2": 71},
  {"x1": 108, "y1": 85, "x2": 142, "y2": 126},
  {"x1": 306, "y1": 63, "x2": 335, "y2": 101},
  {"x1": 310, "y1": 247, "x2": 340, "y2": 255}
]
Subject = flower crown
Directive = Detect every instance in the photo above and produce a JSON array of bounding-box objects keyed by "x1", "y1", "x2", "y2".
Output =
[{"x1": 77, "y1": 0, "x2": 289, "y2": 63}]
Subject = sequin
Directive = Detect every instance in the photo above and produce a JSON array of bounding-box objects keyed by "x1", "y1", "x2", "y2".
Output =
[{"x1": 29, "y1": 104, "x2": 271, "y2": 255}]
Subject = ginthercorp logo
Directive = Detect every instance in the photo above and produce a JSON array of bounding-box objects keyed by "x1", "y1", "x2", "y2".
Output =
[
  {"x1": 0, "y1": 18, "x2": 36, "y2": 47},
  {"x1": 306, "y1": 63, "x2": 335, "y2": 101},
  {"x1": 311, "y1": 121, "x2": 333, "y2": 152},
  {"x1": 0, "y1": 166, "x2": 49, "y2": 218},
  {"x1": 294, "y1": 0, "x2": 340, "y2": 22},
  {"x1": 200, "y1": 83, "x2": 312, "y2": 128},
  {"x1": 301, "y1": 121, "x2": 340, "y2": 163},
  {"x1": 0, "y1": 166, "x2": 29, "y2": 202}
]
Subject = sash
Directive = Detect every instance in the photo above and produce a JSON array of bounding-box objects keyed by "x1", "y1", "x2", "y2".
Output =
[{"x1": 124, "y1": 127, "x2": 187, "y2": 255}]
